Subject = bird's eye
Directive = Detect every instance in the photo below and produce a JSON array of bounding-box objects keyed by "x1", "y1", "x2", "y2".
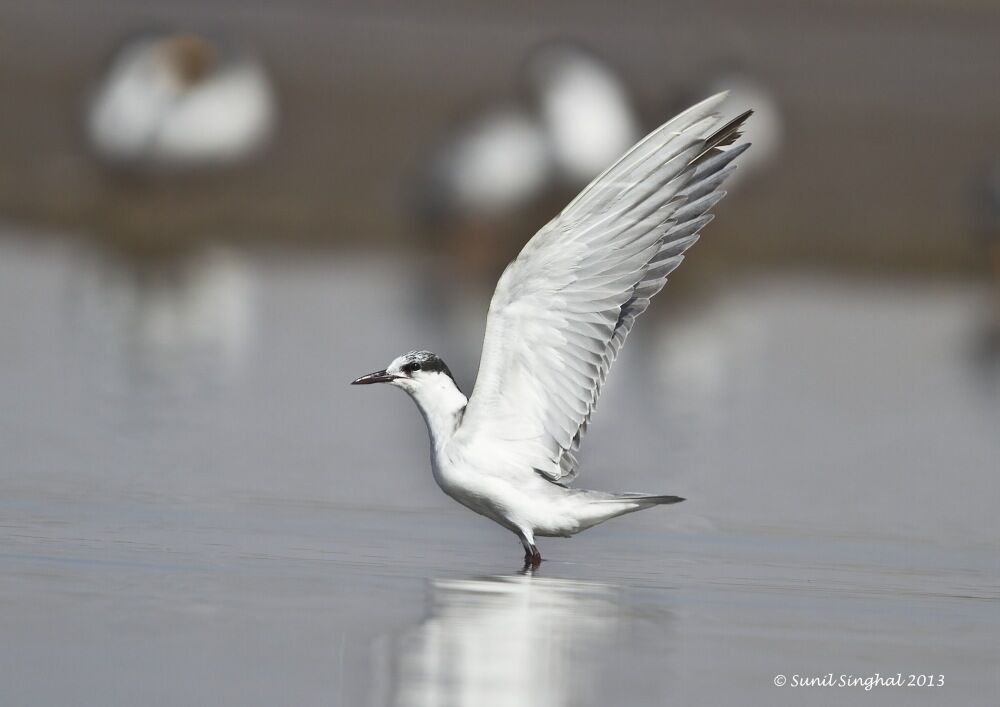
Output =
[{"x1": 402, "y1": 362, "x2": 421, "y2": 374}]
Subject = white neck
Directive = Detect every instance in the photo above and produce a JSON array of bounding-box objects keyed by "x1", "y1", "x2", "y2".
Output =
[{"x1": 404, "y1": 374, "x2": 468, "y2": 450}]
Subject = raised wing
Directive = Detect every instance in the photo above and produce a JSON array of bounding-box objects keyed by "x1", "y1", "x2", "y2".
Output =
[{"x1": 456, "y1": 94, "x2": 751, "y2": 484}]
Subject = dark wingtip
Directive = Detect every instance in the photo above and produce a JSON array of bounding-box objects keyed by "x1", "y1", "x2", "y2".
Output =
[
  {"x1": 713, "y1": 109, "x2": 754, "y2": 147},
  {"x1": 691, "y1": 108, "x2": 754, "y2": 166}
]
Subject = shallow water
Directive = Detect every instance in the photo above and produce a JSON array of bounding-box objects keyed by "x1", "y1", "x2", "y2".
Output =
[{"x1": 1, "y1": 232, "x2": 998, "y2": 706}]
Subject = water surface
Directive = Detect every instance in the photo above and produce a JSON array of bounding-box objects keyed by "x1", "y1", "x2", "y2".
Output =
[{"x1": 1, "y1": 232, "x2": 997, "y2": 705}]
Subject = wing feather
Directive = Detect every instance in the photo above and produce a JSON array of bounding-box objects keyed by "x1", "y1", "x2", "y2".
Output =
[{"x1": 456, "y1": 94, "x2": 752, "y2": 483}]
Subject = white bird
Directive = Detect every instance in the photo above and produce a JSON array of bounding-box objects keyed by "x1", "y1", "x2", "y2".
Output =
[
  {"x1": 420, "y1": 107, "x2": 553, "y2": 219},
  {"x1": 412, "y1": 44, "x2": 638, "y2": 229},
  {"x1": 526, "y1": 43, "x2": 640, "y2": 184},
  {"x1": 355, "y1": 95, "x2": 751, "y2": 567},
  {"x1": 87, "y1": 32, "x2": 275, "y2": 169}
]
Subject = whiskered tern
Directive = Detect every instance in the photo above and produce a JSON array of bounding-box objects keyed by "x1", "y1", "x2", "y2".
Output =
[{"x1": 354, "y1": 94, "x2": 751, "y2": 567}]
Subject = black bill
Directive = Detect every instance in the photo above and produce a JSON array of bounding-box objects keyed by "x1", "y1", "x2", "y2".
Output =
[{"x1": 351, "y1": 370, "x2": 397, "y2": 385}]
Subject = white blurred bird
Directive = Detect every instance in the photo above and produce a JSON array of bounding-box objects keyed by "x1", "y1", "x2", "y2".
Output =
[
  {"x1": 87, "y1": 32, "x2": 275, "y2": 169},
  {"x1": 356, "y1": 95, "x2": 751, "y2": 567},
  {"x1": 526, "y1": 43, "x2": 640, "y2": 184},
  {"x1": 413, "y1": 44, "x2": 638, "y2": 229},
  {"x1": 421, "y1": 107, "x2": 552, "y2": 220}
]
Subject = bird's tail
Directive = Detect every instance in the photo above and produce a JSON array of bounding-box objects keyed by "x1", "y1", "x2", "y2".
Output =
[{"x1": 571, "y1": 490, "x2": 685, "y2": 532}]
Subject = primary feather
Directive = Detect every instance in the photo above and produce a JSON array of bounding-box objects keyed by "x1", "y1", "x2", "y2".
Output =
[{"x1": 456, "y1": 93, "x2": 751, "y2": 484}]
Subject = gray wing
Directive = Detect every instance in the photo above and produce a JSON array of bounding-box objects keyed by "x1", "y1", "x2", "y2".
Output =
[{"x1": 456, "y1": 93, "x2": 751, "y2": 484}]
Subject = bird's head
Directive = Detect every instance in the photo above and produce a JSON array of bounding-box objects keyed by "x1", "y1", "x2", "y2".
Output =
[
  {"x1": 352, "y1": 351, "x2": 466, "y2": 439},
  {"x1": 351, "y1": 350, "x2": 458, "y2": 395}
]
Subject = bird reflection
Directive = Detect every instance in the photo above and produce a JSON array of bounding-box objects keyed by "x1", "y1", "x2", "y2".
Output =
[
  {"x1": 653, "y1": 288, "x2": 766, "y2": 414},
  {"x1": 389, "y1": 575, "x2": 620, "y2": 707},
  {"x1": 90, "y1": 246, "x2": 256, "y2": 382}
]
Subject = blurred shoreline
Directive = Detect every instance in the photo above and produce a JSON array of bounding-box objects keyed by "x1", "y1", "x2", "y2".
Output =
[{"x1": 0, "y1": 1, "x2": 998, "y2": 273}]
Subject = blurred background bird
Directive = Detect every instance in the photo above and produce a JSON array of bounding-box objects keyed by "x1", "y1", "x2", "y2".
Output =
[
  {"x1": 87, "y1": 31, "x2": 276, "y2": 171},
  {"x1": 408, "y1": 42, "x2": 640, "y2": 283},
  {"x1": 79, "y1": 31, "x2": 274, "y2": 382},
  {"x1": 525, "y1": 42, "x2": 641, "y2": 187}
]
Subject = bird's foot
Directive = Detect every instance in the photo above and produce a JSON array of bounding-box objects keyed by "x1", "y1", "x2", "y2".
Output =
[{"x1": 522, "y1": 545, "x2": 542, "y2": 571}]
